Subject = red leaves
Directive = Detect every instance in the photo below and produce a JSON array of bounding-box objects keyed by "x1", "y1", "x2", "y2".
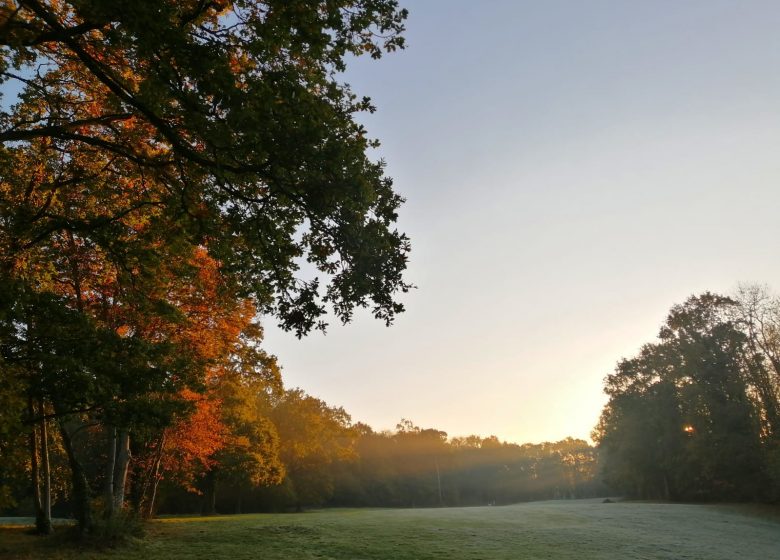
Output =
[{"x1": 161, "y1": 388, "x2": 226, "y2": 491}]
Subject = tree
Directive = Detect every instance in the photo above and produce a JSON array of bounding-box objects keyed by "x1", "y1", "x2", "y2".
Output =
[
  {"x1": 390, "y1": 420, "x2": 450, "y2": 507},
  {"x1": 270, "y1": 389, "x2": 355, "y2": 510},
  {"x1": 731, "y1": 284, "x2": 780, "y2": 437},
  {"x1": 0, "y1": 243, "x2": 275, "y2": 530},
  {"x1": 0, "y1": 0, "x2": 411, "y2": 336},
  {"x1": 196, "y1": 337, "x2": 285, "y2": 515},
  {"x1": 731, "y1": 284, "x2": 780, "y2": 498},
  {"x1": 595, "y1": 293, "x2": 767, "y2": 501}
]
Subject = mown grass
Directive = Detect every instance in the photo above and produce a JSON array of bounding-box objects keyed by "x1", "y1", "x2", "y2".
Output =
[{"x1": 2, "y1": 499, "x2": 779, "y2": 559}]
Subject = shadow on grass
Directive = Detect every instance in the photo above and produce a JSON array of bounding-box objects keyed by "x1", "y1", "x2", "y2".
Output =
[{"x1": 0, "y1": 514, "x2": 145, "y2": 559}]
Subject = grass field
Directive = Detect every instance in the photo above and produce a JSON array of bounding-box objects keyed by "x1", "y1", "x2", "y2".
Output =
[{"x1": 2, "y1": 499, "x2": 779, "y2": 559}]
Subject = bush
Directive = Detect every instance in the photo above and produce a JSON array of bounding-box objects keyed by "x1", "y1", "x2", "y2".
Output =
[{"x1": 87, "y1": 511, "x2": 144, "y2": 548}]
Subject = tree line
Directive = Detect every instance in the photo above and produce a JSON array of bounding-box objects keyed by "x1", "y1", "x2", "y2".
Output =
[
  {"x1": 2, "y1": 366, "x2": 603, "y2": 518},
  {"x1": 594, "y1": 287, "x2": 780, "y2": 502},
  {"x1": 158, "y1": 418, "x2": 602, "y2": 514}
]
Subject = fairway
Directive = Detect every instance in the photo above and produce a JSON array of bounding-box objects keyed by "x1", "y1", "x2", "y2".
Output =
[{"x1": 2, "y1": 499, "x2": 779, "y2": 560}]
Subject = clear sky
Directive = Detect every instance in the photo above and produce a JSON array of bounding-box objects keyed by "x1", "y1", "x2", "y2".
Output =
[{"x1": 262, "y1": 0, "x2": 780, "y2": 444}]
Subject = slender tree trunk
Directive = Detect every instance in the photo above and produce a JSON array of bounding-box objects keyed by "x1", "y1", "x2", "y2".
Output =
[
  {"x1": 132, "y1": 462, "x2": 150, "y2": 515},
  {"x1": 113, "y1": 430, "x2": 131, "y2": 512},
  {"x1": 104, "y1": 427, "x2": 117, "y2": 518},
  {"x1": 58, "y1": 417, "x2": 93, "y2": 534},
  {"x1": 202, "y1": 470, "x2": 217, "y2": 515},
  {"x1": 758, "y1": 367, "x2": 780, "y2": 436},
  {"x1": 143, "y1": 432, "x2": 165, "y2": 518},
  {"x1": 128, "y1": 460, "x2": 144, "y2": 514},
  {"x1": 145, "y1": 471, "x2": 160, "y2": 519},
  {"x1": 28, "y1": 397, "x2": 45, "y2": 533},
  {"x1": 38, "y1": 401, "x2": 53, "y2": 534}
]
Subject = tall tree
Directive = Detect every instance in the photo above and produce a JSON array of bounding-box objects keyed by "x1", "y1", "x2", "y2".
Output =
[
  {"x1": 595, "y1": 293, "x2": 767, "y2": 501},
  {"x1": 731, "y1": 284, "x2": 780, "y2": 438},
  {"x1": 731, "y1": 284, "x2": 780, "y2": 498},
  {"x1": 271, "y1": 389, "x2": 355, "y2": 510}
]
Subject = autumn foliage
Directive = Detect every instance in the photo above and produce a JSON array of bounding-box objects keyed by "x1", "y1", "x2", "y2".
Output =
[{"x1": 0, "y1": 0, "x2": 411, "y2": 534}]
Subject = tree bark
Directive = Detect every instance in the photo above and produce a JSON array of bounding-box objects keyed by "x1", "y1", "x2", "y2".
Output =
[
  {"x1": 38, "y1": 401, "x2": 53, "y2": 534},
  {"x1": 58, "y1": 417, "x2": 93, "y2": 534},
  {"x1": 28, "y1": 397, "x2": 45, "y2": 533},
  {"x1": 113, "y1": 430, "x2": 131, "y2": 511},
  {"x1": 141, "y1": 432, "x2": 164, "y2": 518},
  {"x1": 104, "y1": 427, "x2": 116, "y2": 518},
  {"x1": 202, "y1": 470, "x2": 217, "y2": 515}
]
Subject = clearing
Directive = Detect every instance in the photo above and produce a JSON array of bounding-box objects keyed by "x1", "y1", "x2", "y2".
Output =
[{"x1": 1, "y1": 499, "x2": 778, "y2": 559}]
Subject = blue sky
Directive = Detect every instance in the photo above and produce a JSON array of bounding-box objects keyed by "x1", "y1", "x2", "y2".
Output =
[{"x1": 263, "y1": 0, "x2": 780, "y2": 443}]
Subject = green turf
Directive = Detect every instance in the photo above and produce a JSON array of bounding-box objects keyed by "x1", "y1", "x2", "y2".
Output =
[{"x1": 2, "y1": 499, "x2": 779, "y2": 559}]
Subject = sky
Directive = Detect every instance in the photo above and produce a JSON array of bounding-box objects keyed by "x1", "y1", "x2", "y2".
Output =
[{"x1": 262, "y1": 0, "x2": 780, "y2": 445}]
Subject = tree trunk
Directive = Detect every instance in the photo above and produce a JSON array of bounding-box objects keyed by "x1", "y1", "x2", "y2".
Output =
[
  {"x1": 58, "y1": 417, "x2": 93, "y2": 534},
  {"x1": 38, "y1": 402, "x2": 53, "y2": 534},
  {"x1": 202, "y1": 470, "x2": 217, "y2": 515},
  {"x1": 104, "y1": 427, "x2": 117, "y2": 518},
  {"x1": 758, "y1": 365, "x2": 780, "y2": 437},
  {"x1": 128, "y1": 460, "x2": 144, "y2": 514},
  {"x1": 113, "y1": 430, "x2": 131, "y2": 512},
  {"x1": 145, "y1": 447, "x2": 163, "y2": 518},
  {"x1": 28, "y1": 397, "x2": 45, "y2": 533},
  {"x1": 145, "y1": 472, "x2": 160, "y2": 519}
]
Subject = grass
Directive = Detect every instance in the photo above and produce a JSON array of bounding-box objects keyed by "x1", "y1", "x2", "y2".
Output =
[{"x1": 2, "y1": 499, "x2": 779, "y2": 559}]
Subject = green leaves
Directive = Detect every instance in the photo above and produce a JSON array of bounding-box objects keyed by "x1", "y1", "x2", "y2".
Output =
[
  {"x1": 596, "y1": 293, "x2": 769, "y2": 501},
  {"x1": 1, "y1": 0, "x2": 410, "y2": 335},
  {"x1": 0, "y1": 275, "x2": 199, "y2": 428}
]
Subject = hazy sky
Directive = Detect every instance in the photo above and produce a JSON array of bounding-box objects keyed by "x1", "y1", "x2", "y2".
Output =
[{"x1": 263, "y1": 0, "x2": 780, "y2": 444}]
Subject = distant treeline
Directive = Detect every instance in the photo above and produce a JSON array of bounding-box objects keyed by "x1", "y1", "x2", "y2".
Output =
[
  {"x1": 594, "y1": 286, "x2": 780, "y2": 502},
  {"x1": 157, "y1": 422, "x2": 603, "y2": 514},
  {"x1": 327, "y1": 429, "x2": 602, "y2": 509}
]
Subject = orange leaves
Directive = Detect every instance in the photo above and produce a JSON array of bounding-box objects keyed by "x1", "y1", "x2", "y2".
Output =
[
  {"x1": 161, "y1": 388, "x2": 225, "y2": 490},
  {"x1": 0, "y1": 4, "x2": 19, "y2": 27},
  {"x1": 159, "y1": 247, "x2": 256, "y2": 366}
]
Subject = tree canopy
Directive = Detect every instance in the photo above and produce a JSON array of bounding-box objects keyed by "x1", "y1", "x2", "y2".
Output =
[
  {"x1": 1, "y1": 0, "x2": 411, "y2": 335},
  {"x1": 594, "y1": 291, "x2": 780, "y2": 501}
]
